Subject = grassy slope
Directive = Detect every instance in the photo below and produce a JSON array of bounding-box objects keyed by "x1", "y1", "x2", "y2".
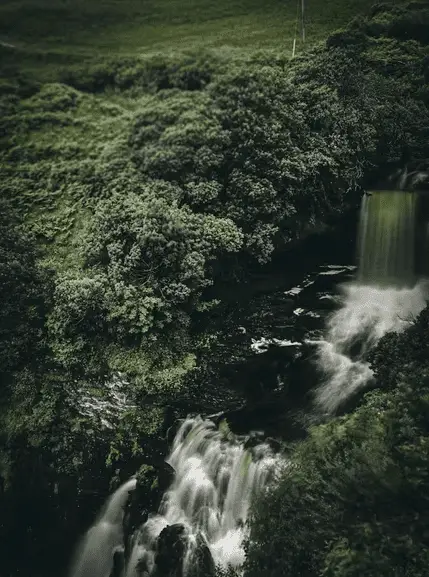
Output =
[
  {"x1": 0, "y1": 0, "x2": 406, "y2": 273},
  {"x1": 1, "y1": 0, "x2": 404, "y2": 80},
  {"x1": 0, "y1": 0, "x2": 410, "y2": 391}
]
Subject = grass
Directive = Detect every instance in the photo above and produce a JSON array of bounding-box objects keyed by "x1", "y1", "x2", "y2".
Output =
[
  {"x1": 0, "y1": 0, "x2": 405, "y2": 81},
  {"x1": 3, "y1": 89, "x2": 139, "y2": 273}
]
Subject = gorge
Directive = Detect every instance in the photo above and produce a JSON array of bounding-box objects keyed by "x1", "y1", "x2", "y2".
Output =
[
  {"x1": 69, "y1": 188, "x2": 429, "y2": 577},
  {"x1": 2, "y1": 3, "x2": 429, "y2": 576}
]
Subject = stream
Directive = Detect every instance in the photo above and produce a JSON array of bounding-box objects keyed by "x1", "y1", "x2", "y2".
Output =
[{"x1": 69, "y1": 191, "x2": 429, "y2": 577}]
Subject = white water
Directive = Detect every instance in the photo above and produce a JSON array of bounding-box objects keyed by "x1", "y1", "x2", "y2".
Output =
[
  {"x1": 309, "y1": 281, "x2": 428, "y2": 414},
  {"x1": 307, "y1": 190, "x2": 428, "y2": 413},
  {"x1": 70, "y1": 188, "x2": 429, "y2": 576},
  {"x1": 124, "y1": 417, "x2": 280, "y2": 576},
  {"x1": 70, "y1": 478, "x2": 137, "y2": 577}
]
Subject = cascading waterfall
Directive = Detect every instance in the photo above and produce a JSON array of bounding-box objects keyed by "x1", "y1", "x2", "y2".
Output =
[
  {"x1": 125, "y1": 417, "x2": 280, "y2": 576},
  {"x1": 70, "y1": 478, "x2": 137, "y2": 577},
  {"x1": 71, "y1": 418, "x2": 280, "y2": 577},
  {"x1": 310, "y1": 190, "x2": 428, "y2": 414},
  {"x1": 69, "y1": 188, "x2": 429, "y2": 577},
  {"x1": 310, "y1": 282, "x2": 427, "y2": 413}
]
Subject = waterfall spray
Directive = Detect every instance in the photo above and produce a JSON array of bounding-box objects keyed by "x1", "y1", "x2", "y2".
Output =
[
  {"x1": 70, "y1": 478, "x2": 136, "y2": 577},
  {"x1": 309, "y1": 282, "x2": 427, "y2": 413},
  {"x1": 69, "y1": 419, "x2": 281, "y2": 577},
  {"x1": 309, "y1": 190, "x2": 428, "y2": 414},
  {"x1": 125, "y1": 417, "x2": 280, "y2": 576}
]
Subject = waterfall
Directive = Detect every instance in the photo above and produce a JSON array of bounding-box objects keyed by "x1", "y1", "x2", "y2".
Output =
[
  {"x1": 309, "y1": 190, "x2": 428, "y2": 414},
  {"x1": 70, "y1": 418, "x2": 280, "y2": 577},
  {"x1": 357, "y1": 190, "x2": 417, "y2": 287},
  {"x1": 309, "y1": 282, "x2": 427, "y2": 413},
  {"x1": 68, "y1": 187, "x2": 429, "y2": 576},
  {"x1": 125, "y1": 417, "x2": 280, "y2": 576},
  {"x1": 70, "y1": 478, "x2": 137, "y2": 577}
]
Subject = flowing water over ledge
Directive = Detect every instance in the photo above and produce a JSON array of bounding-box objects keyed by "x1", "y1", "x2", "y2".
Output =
[
  {"x1": 70, "y1": 479, "x2": 137, "y2": 577},
  {"x1": 124, "y1": 418, "x2": 281, "y2": 576},
  {"x1": 69, "y1": 261, "x2": 356, "y2": 577},
  {"x1": 70, "y1": 190, "x2": 429, "y2": 577},
  {"x1": 309, "y1": 281, "x2": 428, "y2": 414}
]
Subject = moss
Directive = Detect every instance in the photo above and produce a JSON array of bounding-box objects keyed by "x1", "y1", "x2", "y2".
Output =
[
  {"x1": 136, "y1": 464, "x2": 157, "y2": 491},
  {"x1": 219, "y1": 419, "x2": 234, "y2": 442}
]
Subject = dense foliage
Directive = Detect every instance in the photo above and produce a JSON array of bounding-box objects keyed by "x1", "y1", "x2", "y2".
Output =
[
  {"x1": 1, "y1": 2, "x2": 429, "y2": 577},
  {"x1": 3, "y1": 2, "x2": 429, "y2": 385}
]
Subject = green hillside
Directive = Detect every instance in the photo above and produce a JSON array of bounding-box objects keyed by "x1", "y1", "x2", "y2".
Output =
[
  {"x1": 1, "y1": 2, "x2": 429, "y2": 576},
  {"x1": 1, "y1": 0, "x2": 404, "y2": 79}
]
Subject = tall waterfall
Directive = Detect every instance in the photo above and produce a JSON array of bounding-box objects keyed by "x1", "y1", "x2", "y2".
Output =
[
  {"x1": 310, "y1": 190, "x2": 427, "y2": 414},
  {"x1": 70, "y1": 478, "x2": 137, "y2": 577},
  {"x1": 357, "y1": 190, "x2": 417, "y2": 287},
  {"x1": 71, "y1": 418, "x2": 280, "y2": 577}
]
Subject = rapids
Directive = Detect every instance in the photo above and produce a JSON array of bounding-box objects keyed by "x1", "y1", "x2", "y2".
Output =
[
  {"x1": 69, "y1": 189, "x2": 429, "y2": 577},
  {"x1": 309, "y1": 281, "x2": 428, "y2": 413},
  {"x1": 124, "y1": 417, "x2": 280, "y2": 576}
]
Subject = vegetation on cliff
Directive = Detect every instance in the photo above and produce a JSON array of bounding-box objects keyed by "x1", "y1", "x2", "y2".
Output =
[
  {"x1": 244, "y1": 306, "x2": 429, "y2": 577},
  {"x1": 1, "y1": 1, "x2": 429, "y2": 576},
  {"x1": 3, "y1": 2, "x2": 428, "y2": 384}
]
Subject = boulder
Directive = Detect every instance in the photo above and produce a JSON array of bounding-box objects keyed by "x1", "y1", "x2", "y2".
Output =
[
  {"x1": 187, "y1": 533, "x2": 216, "y2": 577},
  {"x1": 123, "y1": 462, "x2": 176, "y2": 561},
  {"x1": 153, "y1": 523, "x2": 188, "y2": 577}
]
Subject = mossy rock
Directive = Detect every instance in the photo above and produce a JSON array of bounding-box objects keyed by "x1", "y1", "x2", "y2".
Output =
[
  {"x1": 136, "y1": 464, "x2": 158, "y2": 493},
  {"x1": 154, "y1": 523, "x2": 188, "y2": 577}
]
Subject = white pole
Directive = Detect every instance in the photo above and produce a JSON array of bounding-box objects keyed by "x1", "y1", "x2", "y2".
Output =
[
  {"x1": 302, "y1": 0, "x2": 305, "y2": 43},
  {"x1": 292, "y1": 38, "x2": 296, "y2": 58}
]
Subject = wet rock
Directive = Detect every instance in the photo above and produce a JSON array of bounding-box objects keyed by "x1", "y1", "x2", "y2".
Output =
[
  {"x1": 187, "y1": 533, "x2": 216, "y2": 577},
  {"x1": 153, "y1": 523, "x2": 188, "y2": 577},
  {"x1": 315, "y1": 294, "x2": 339, "y2": 311},
  {"x1": 265, "y1": 437, "x2": 282, "y2": 452},
  {"x1": 283, "y1": 297, "x2": 295, "y2": 314},
  {"x1": 205, "y1": 410, "x2": 232, "y2": 428},
  {"x1": 158, "y1": 462, "x2": 175, "y2": 492},
  {"x1": 123, "y1": 462, "x2": 176, "y2": 559},
  {"x1": 244, "y1": 430, "x2": 266, "y2": 450},
  {"x1": 110, "y1": 549, "x2": 125, "y2": 577},
  {"x1": 163, "y1": 405, "x2": 181, "y2": 444}
]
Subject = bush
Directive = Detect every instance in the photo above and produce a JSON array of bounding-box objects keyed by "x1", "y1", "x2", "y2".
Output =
[
  {"x1": 244, "y1": 370, "x2": 429, "y2": 577},
  {"x1": 60, "y1": 52, "x2": 220, "y2": 94},
  {"x1": 0, "y1": 198, "x2": 48, "y2": 386},
  {"x1": 81, "y1": 187, "x2": 243, "y2": 342}
]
